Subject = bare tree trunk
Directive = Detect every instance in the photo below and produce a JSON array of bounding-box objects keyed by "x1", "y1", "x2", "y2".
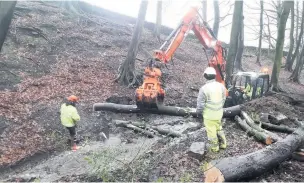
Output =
[
  {"x1": 295, "y1": 1, "x2": 299, "y2": 43},
  {"x1": 234, "y1": 16, "x2": 244, "y2": 71},
  {"x1": 290, "y1": 46, "x2": 304, "y2": 82},
  {"x1": 266, "y1": 15, "x2": 272, "y2": 56},
  {"x1": 256, "y1": 1, "x2": 263, "y2": 65},
  {"x1": 154, "y1": 0, "x2": 162, "y2": 43},
  {"x1": 213, "y1": 0, "x2": 220, "y2": 38},
  {"x1": 271, "y1": 1, "x2": 293, "y2": 91},
  {"x1": 115, "y1": 0, "x2": 148, "y2": 86},
  {"x1": 226, "y1": 0, "x2": 243, "y2": 85},
  {"x1": 202, "y1": 1, "x2": 207, "y2": 20},
  {"x1": 277, "y1": 0, "x2": 282, "y2": 29},
  {"x1": 285, "y1": 2, "x2": 295, "y2": 71},
  {"x1": 287, "y1": 2, "x2": 304, "y2": 72},
  {"x1": 0, "y1": 1, "x2": 17, "y2": 52}
]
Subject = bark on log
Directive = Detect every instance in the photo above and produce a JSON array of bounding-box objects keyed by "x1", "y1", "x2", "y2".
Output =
[
  {"x1": 235, "y1": 116, "x2": 272, "y2": 145},
  {"x1": 93, "y1": 103, "x2": 241, "y2": 118},
  {"x1": 241, "y1": 111, "x2": 281, "y2": 142},
  {"x1": 114, "y1": 120, "x2": 181, "y2": 137},
  {"x1": 150, "y1": 126, "x2": 181, "y2": 137},
  {"x1": 115, "y1": 120, "x2": 154, "y2": 138},
  {"x1": 204, "y1": 126, "x2": 304, "y2": 182},
  {"x1": 259, "y1": 121, "x2": 295, "y2": 134}
]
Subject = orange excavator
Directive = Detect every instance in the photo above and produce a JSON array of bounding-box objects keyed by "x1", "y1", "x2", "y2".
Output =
[{"x1": 135, "y1": 6, "x2": 269, "y2": 108}]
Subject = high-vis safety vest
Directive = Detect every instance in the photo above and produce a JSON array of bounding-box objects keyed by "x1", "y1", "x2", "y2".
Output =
[
  {"x1": 60, "y1": 103, "x2": 80, "y2": 127},
  {"x1": 244, "y1": 84, "x2": 253, "y2": 98},
  {"x1": 202, "y1": 81, "x2": 226, "y2": 120}
]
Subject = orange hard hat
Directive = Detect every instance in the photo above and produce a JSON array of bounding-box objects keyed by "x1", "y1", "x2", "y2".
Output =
[{"x1": 67, "y1": 95, "x2": 79, "y2": 102}]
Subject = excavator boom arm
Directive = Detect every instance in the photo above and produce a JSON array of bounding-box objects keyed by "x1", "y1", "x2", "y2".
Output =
[
  {"x1": 136, "y1": 6, "x2": 226, "y2": 108},
  {"x1": 154, "y1": 7, "x2": 226, "y2": 84}
]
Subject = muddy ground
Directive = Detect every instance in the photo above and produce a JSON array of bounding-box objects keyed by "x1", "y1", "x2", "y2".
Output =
[{"x1": 0, "y1": 1, "x2": 304, "y2": 182}]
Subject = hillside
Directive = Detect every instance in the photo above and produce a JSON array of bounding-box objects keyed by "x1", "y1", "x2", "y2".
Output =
[{"x1": 0, "y1": 1, "x2": 304, "y2": 182}]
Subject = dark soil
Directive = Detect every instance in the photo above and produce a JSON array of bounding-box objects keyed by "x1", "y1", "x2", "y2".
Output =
[{"x1": 1, "y1": 1, "x2": 304, "y2": 182}]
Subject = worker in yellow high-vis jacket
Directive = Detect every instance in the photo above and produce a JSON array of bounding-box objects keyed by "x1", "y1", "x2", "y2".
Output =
[
  {"x1": 196, "y1": 67, "x2": 227, "y2": 153},
  {"x1": 60, "y1": 95, "x2": 80, "y2": 151}
]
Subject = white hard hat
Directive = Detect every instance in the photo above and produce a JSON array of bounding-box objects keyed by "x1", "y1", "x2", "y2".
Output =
[{"x1": 204, "y1": 67, "x2": 216, "y2": 75}]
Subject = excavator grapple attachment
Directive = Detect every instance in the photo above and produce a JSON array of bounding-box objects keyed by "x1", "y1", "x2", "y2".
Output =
[
  {"x1": 135, "y1": 89, "x2": 164, "y2": 109},
  {"x1": 135, "y1": 67, "x2": 165, "y2": 109}
]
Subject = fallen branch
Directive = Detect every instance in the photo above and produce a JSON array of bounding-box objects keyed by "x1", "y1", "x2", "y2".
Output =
[
  {"x1": 235, "y1": 116, "x2": 272, "y2": 145},
  {"x1": 93, "y1": 103, "x2": 241, "y2": 118},
  {"x1": 259, "y1": 121, "x2": 295, "y2": 134},
  {"x1": 204, "y1": 126, "x2": 304, "y2": 182},
  {"x1": 115, "y1": 120, "x2": 154, "y2": 138},
  {"x1": 241, "y1": 111, "x2": 281, "y2": 142},
  {"x1": 150, "y1": 126, "x2": 181, "y2": 137},
  {"x1": 114, "y1": 119, "x2": 181, "y2": 138},
  {"x1": 294, "y1": 118, "x2": 304, "y2": 126}
]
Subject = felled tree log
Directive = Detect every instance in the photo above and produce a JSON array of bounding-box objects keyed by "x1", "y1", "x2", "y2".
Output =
[
  {"x1": 150, "y1": 126, "x2": 181, "y2": 137},
  {"x1": 235, "y1": 116, "x2": 272, "y2": 145},
  {"x1": 115, "y1": 120, "x2": 154, "y2": 138},
  {"x1": 259, "y1": 121, "x2": 295, "y2": 134},
  {"x1": 241, "y1": 111, "x2": 281, "y2": 142},
  {"x1": 204, "y1": 126, "x2": 304, "y2": 182},
  {"x1": 114, "y1": 120, "x2": 181, "y2": 137},
  {"x1": 93, "y1": 103, "x2": 241, "y2": 118},
  {"x1": 294, "y1": 118, "x2": 304, "y2": 126}
]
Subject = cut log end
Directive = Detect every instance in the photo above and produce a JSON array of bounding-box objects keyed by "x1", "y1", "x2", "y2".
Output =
[
  {"x1": 204, "y1": 163, "x2": 225, "y2": 182},
  {"x1": 265, "y1": 137, "x2": 273, "y2": 145}
]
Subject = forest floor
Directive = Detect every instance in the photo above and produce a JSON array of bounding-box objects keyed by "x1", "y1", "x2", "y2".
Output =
[{"x1": 0, "y1": 1, "x2": 304, "y2": 182}]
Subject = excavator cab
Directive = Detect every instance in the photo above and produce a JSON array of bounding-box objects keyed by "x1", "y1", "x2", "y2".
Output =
[{"x1": 225, "y1": 72, "x2": 270, "y2": 107}]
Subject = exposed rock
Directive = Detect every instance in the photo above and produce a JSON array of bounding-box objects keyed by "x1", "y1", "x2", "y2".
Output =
[{"x1": 187, "y1": 142, "x2": 206, "y2": 161}]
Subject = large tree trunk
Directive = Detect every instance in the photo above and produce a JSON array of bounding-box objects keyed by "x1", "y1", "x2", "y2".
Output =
[
  {"x1": 204, "y1": 126, "x2": 304, "y2": 182},
  {"x1": 295, "y1": 1, "x2": 299, "y2": 44},
  {"x1": 256, "y1": 0, "x2": 264, "y2": 66},
  {"x1": 115, "y1": 0, "x2": 148, "y2": 86},
  {"x1": 285, "y1": 3, "x2": 295, "y2": 69},
  {"x1": 277, "y1": 0, "x2": 282, "y2": 29},
  {"x1": 287, "y1": 2, "x2": 304, "y2": 71},
  {"x1": 93, "y1": 103, "x2": 241, "y2": 118},
  {"x1": 290, "y1": 46, "x2": 304, "y2": 82},
  {"x1": 285, "y1": 2, "x2": 295, "y2": 71},
  {"x1": 154, "y1": 0, "x2": 162, "y2": 43},
  {"x1": 0, "y1": 1, "x2": 17, "y2": 52},
  {"x1": 271, "y1": 1, "x2": 293, "y2": 91},
  {"x1": 225, "y1": 0, "x2": 243, "y2": 85},
  {"x1": 212, "y1": 0, "x2": 220, "y2": 38},
  {"x1": 202, "y1": 1, "x2": 207, "y2": 21},
  {"x1": 234, "y1": 16, "x2": 244, "y2": 71}
]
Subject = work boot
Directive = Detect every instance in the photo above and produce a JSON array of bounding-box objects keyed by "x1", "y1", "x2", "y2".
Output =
[{"x1": 220, "y1": 144, "x2": 227, "y2": 149}]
